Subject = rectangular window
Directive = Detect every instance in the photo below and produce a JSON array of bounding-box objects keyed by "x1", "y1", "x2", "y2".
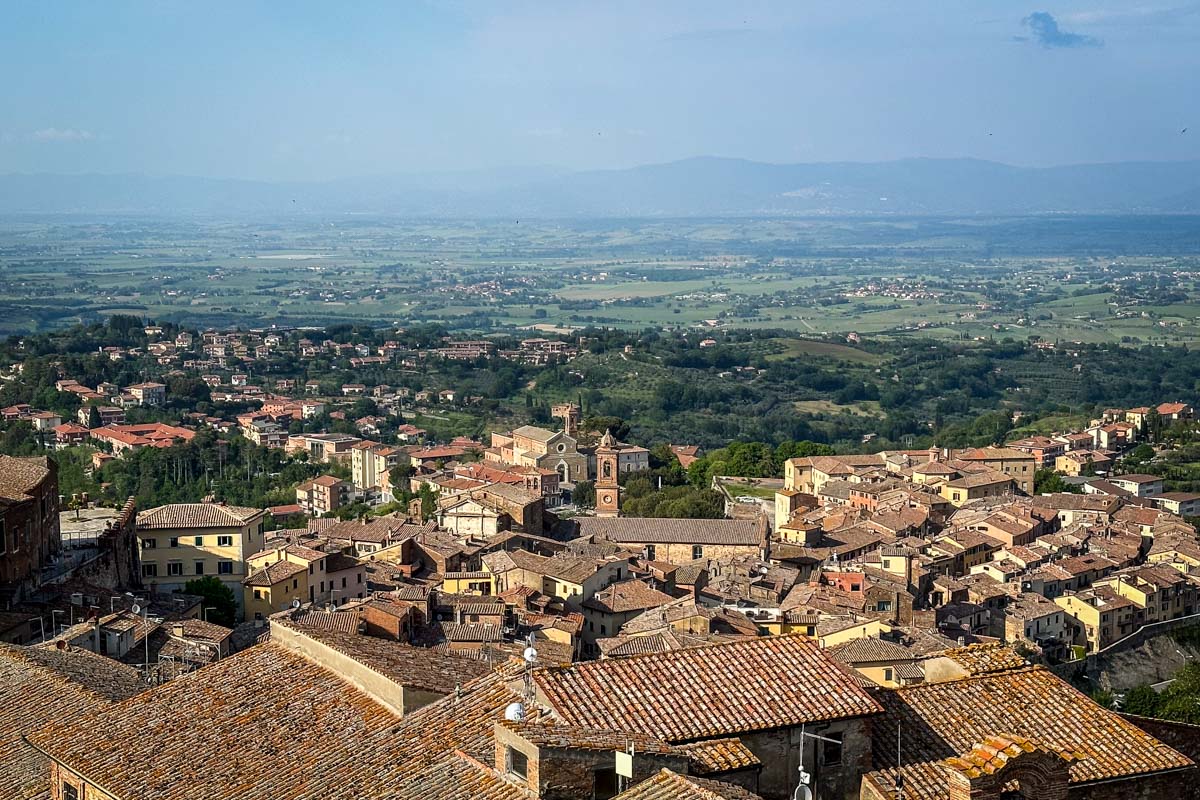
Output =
[
  {"x1": 169, "y1": 537, "x2": 179, "y2": 548},
  {"x1": 821, "y1": 732, "x2": 844, "y2": 766},
  {"x1": 594, "y1": 767, "x2": 619, "y2": 800},
  {"x1": 167, "y1": 561, "x2": 183, "y2": 577},
  {"x1": 506, "y1": 747, "x2": 528, "y2": 781},
  {"x1": 692, "y1": 545, "x2": 704, "y2": 560},
  {"x1": 342, "y1": 577, "x2": 347, "y2": 588},
  {"x1": 62, "y1": 784, "x2": 79, "y2": 800},
  {"x1": 195, "y1": 560, "x2": 205, "y2": 575},
  {"x1": 884, "y1": 668, "x2": 894, "y2": 682},
  {"x1": 142, "y1": 563, "x2": 158, "y2": 577},
  {"x1": 217, "y1": 535, "x2": 233, "y2": 547},
  {"x1": 218, "y1": 561, "x2": 233, "y2": 575},
  {"x1": 254, "y1": 589, "x2": 262, "y2": 600},
  {"x1": 645, "y1": 544, "x2": 655, "y2": 561},
  {"x1": 142, "y1": 537, "x2": 156, "y2": 549},
  {"x1": 194, "y1": 536, "x2": 204, "y2": 546}
]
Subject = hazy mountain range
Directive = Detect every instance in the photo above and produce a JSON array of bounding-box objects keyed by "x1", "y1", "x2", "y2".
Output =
[{"x1": 4, "y1": 157, "x2": 1200, "y2": 217}]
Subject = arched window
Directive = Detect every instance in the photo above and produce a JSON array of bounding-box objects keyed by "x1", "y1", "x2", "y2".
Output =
[{"x1": 602, "y1": 460, "x2": 612, "y2": 479}]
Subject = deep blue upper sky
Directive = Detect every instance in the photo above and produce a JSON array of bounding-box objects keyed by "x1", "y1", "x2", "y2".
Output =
[{"x1": 2, "y1": 1, "x2": 1198, "y2": 180}]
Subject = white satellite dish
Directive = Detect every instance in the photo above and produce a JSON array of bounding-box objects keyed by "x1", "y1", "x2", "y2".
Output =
[
  {"x1": 504, "y1": 702, "x2": 525, "y2": 722},
  {"x1": 291, "y1": 598, "x2": 301, "y2": 609},
  {"x1": 523, "y1": 646, "x2": 538, "y2": 663},
  {"x1": 130, "y1": 603, "x2": 142, "y2": 615}
]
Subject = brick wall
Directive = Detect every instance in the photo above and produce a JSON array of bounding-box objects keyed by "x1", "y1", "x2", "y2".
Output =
[{"x1": 0, "y1": 458, "x2": 60, "y2": 594}]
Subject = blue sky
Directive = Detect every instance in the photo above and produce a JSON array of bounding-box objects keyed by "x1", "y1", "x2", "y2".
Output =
[{"x1": 1, "y1": 1, "x2": 1198, "y2": 180}]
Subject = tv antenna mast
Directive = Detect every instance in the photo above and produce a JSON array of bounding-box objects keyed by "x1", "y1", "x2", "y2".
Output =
[{"x1": 792, "y1": 723, "x2": 843, "y2": 800}]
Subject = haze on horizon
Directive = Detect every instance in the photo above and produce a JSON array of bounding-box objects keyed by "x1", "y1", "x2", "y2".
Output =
[{"x1": 2, "y1": 0, "x2": 1199, "y2": 183}]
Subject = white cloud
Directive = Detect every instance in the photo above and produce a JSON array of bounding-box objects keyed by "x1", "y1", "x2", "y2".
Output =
[{"x1": 31, "y1": 127, "x2": 96, "y2": 143}]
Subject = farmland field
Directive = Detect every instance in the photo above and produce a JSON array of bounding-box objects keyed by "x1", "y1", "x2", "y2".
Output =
[{"x1": 3, "y1": 215, "x2": 1200, "y2": 346}]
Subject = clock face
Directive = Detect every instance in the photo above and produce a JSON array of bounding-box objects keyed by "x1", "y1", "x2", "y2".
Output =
[{"x1": 603, "y1": 494, "x2": 613, "y2": 504}]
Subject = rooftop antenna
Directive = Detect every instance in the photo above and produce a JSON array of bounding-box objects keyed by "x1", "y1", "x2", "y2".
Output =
[{"x1": 521, "y1": 631, "x2": 538, "y2": 710}]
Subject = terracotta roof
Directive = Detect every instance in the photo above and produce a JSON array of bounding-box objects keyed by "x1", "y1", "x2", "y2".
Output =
[
  {"x1": 0, "y1": 455, "x2": 51, "y2": 503},
  {"x1": 576, "y1": 517, "x2": 762, "y2": 546},
  {"x1": 0, "y1": 644, "x2": 144, "y2": 800},
  {"x1": 611, "y1": 769, "x2": 764, "y2": 800},
  {"x1": 675, "y1": 738, "x2": 762, "y2": 775},
  {"x1": 242, "y1": 559, "x2": 307, "y2": 587},
  {"x1": 583, "y1": 580, "x2": 675, "y2": 614},
  {"x1": 137, "y1": 502, "x2": 263, "y2": 529},
  {"x1": 535, "y1": 635, "x2": 881, "y2": 741},
  {"x1": 28, "y1": 642, "x2": 405, "y2": 798},
  {"x1": 287, "y1": 607, "x2": 363, "y2": 634},
  {"x1": 503, "y1": 549, "x2": 611, "y2": 585},
  {"x1": 826, "y1": 637, "x2": 919, "y2": 665},
  {"x1": 512, "y1": 424, "x2": 560, "y2": 442},
  {"x1": 937, "y1": 643, "x2": 1030, "y2": 676},
  {"x1": 438, "y1": 622, "x2": 506, "y2": 643},
  {"x1": 873, "y1": 666, "x2": 1193, "y2": 785},
  {"x1": 276, "y1": 621, "x2": 491, "y2": 693},
  {"x1": 597, "y1": 632, "x2": 676, "y2": 657}
]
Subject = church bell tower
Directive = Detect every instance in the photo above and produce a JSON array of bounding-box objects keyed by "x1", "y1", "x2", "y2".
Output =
[{"x1": 594, "y1": 431, "x2": 620, "y2": 518}]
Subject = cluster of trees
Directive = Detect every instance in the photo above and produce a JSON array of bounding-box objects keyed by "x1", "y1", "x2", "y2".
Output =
[
  {"x1": 94, "y1": 430, "x2": 331, "y2": 515},
  {"x1": 1098, "y1": 662, "x2": 1200, "y2": 725},
  {"x1": 686, "y1": 440, "x2": 835, "y2": 487}
]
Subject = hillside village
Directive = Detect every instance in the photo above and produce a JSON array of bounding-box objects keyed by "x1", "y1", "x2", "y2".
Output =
[{"x1": 6, "y1": 321, "x2": 1200, "y2": 798}]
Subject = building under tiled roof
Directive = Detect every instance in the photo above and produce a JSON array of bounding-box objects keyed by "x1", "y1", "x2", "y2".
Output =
[
  {"x1": 0, "y1": 644, "x2": 145, "y2": 800},
  {"x1": 611, "y1": 769, "x2": 764, "y2": 800},
  {"x1": 242, "y1": 558, "x2": 307, "y2": 587},
  {"x1": 137, "y1": 502, "x2": 263, "y2": 529},
  {"x1": 826, "y1": 636, "x2": 920, "y2": 665},
  {"x1": 873, "y1": 666, "x2": 1193, "y2": 786},
  {"x1": 583, "y1": 579, "x2": 675, "y2": 614},
  {"x1": 575, "y1": 517, "x2": 763, "y2": 546},
  {"x1": 535, "y1": 634, "x2": 881, "y2": 742}
]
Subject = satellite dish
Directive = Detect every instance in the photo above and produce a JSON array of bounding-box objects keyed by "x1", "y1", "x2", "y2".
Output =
[
  {"x1": 131, "y1": 603, "x2": 142, "y2": 615},
  {"x1": 523, "y1": 646, "x2": 538, "y2": 663},
  {"x1": 504, "y1": 702, "x2": 525, "y2": 722},
  {"x1": 291, "y1": 598, "x2": 301, "y2": 609}
]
